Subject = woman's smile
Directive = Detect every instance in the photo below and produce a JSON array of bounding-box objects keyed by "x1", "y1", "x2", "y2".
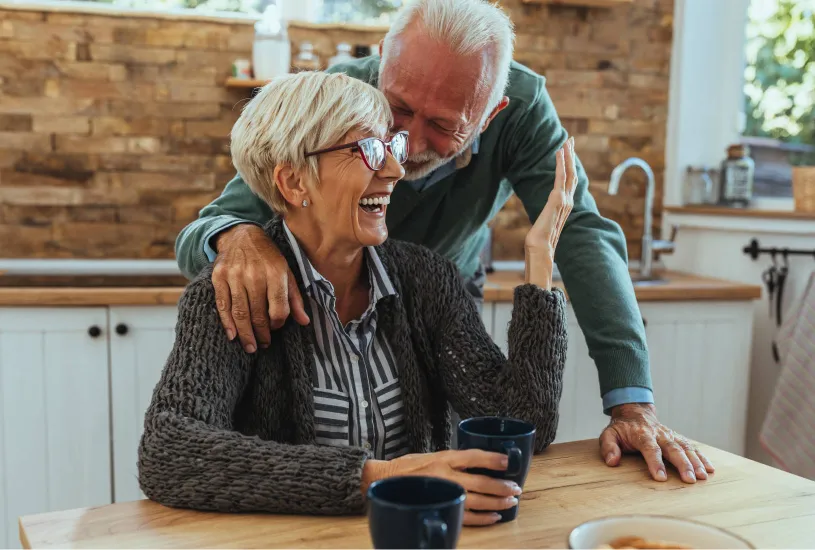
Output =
[{"x1": 358, "y1": 193, "x2": 391, "y2": 217}]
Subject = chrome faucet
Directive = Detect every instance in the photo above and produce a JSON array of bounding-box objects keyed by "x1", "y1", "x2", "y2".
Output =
[{"x1": 608, "y1": 158, "x2": 676, "y2": 280}]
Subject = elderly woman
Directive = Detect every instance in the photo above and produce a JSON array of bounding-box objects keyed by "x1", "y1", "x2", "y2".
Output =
[{"x1": 138, "y1": 71, "x2": 576, "y2": 526}]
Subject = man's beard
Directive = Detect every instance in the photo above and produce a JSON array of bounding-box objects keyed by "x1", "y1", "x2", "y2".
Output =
[{"x1": 402, "y1": 132, "x2": 479, "y2": 181}]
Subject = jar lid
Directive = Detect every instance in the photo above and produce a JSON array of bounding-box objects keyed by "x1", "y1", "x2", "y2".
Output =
[{"x1": 727, "y1": 143, "x2": 750, "y2": 158}]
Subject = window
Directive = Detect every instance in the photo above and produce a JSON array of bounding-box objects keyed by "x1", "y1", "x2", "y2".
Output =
[
  {"x1": 49, "y1": 0, "x2": 402, "y2": 24},
  {"x1": 742, "y1": 0, "x2": 815, "y2": 198}
]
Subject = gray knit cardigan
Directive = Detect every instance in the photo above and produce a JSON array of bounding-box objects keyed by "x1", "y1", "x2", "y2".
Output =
[{"x1": 138, "y1": 217, "x2": 567, "y2": 516}]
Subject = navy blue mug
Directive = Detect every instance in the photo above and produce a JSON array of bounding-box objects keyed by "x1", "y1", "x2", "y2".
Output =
[
  {"x1": 457, "y1": 416, "x2": 536, "y2": 523},
  {"x1": 367, "y1": 476, "x2": 465, "y2": 549}
]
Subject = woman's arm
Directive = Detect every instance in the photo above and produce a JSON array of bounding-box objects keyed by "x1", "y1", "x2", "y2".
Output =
[
  {"x1": 420, "y1": 253, "x2": 567, "y2": 451},
  {"x1": 421, "y1": 141, "x2": 577, "y2": 452},
  {"x1": 138, "y1": 275, "x2": 368, "y2": 515}
]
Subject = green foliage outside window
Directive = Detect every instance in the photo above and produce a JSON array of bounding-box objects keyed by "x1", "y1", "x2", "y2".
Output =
[{"x1": 744, "y1": 0, "x2": 815, "y2": 164}]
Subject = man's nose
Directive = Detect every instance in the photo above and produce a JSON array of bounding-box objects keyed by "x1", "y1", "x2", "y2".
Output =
[{"x1": 405, "y1": 119, "x2": 427, "y2": 155}]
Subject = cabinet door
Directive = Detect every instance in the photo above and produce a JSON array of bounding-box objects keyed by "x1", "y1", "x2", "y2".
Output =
[
  {"x1": 109, "y1": 306, "x2": 179, "y2": 504},
  {"x1": 640, "y1": 301, "x2": 753, "y2": 455},
  {"x1": 494, "y1": 303, "x2": 607, "y2": 444},
  {"x1": 0, "y1": 307, "x2": 112, "y2": 549}
]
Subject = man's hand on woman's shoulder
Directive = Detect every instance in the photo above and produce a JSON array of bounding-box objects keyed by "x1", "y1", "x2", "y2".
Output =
[{"x1": 211, "y1": 223, "x2": 309, "y2": 353}]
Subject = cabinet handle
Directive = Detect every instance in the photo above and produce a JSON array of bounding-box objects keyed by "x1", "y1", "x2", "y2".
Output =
[
  {"x1": 115, "y1": 323, "x2": 129, "y2": 336},
  {"x1": 88, "y1": 325, "x2": 102, "y2": 338}
]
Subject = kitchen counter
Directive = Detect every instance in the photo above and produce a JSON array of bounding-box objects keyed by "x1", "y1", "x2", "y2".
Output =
[
  {"x1": 0, "y1": 270, "x2": 761, "y2": 306},
  {"x1": 18, "y1": 439, "x2": 815, "y2": 549}
]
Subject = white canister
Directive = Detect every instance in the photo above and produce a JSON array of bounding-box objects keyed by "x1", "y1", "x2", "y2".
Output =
[{"x1": 252, "y1": 3, "x2": 291, "y2": 81}]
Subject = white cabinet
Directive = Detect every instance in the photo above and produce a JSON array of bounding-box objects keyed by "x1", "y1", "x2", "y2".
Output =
[
  {"x1": 0, "y1": 308, "x2": 112, "y2": 549},
  {"x1": 489, "y1": 300, "x2": 754, "y2": 455},
  {"x1": 109, "y1": 306, "x2": 178, "y2": 503}
]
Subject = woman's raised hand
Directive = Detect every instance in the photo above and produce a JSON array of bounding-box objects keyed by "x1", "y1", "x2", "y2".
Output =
[
  {"x1": 362, "y1": 449, "x2": 521, "y2": 526},
  {"x1": 524, "y1": 137, "x2": 578, "y2": 289}
]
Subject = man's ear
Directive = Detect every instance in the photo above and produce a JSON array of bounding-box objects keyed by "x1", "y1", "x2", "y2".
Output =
[
  {"x1": 274, "y1": 164, "x2": 309, "y2": 208},
  {"x1": 481, "y1": 96, "x2": 510, "y2": 133},
  {"x1": 378, "y1": 39, "x2": 384, "y2": 57}
]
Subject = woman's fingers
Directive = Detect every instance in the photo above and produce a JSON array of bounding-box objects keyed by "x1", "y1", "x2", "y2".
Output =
[
  {"x1": 455, "y1": 471, "x2": 520, "y2": 498},
  {"x1": 465, "y1": 492, "x2": 518, "y2": 511},
  {"x1": 463, "y1": 511, "x2": 501, "y2": 526},
  {"x1": 447, "y1": 449, "x2": 507, "y2": 472}
]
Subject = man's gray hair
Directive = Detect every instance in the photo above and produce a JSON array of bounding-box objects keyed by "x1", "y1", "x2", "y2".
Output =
[{"x1": 380, "y1": 0, "x2": 515, "y2": 116}]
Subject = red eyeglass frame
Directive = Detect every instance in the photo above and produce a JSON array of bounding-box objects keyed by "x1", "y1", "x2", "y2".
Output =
[{"x1": 304, "y1": 130, "x2": 409, "y2": 171}]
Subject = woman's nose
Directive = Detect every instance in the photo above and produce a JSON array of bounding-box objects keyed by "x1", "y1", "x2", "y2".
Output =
[{"x1": 379, "y1": 150, "x2": 405, "y2": 180}]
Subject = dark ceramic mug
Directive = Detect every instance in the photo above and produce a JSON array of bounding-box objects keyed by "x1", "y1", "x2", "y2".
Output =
[
  {"x1": 367, "y1": 476, "x2": 465, "y2": 549},
  {"x1": 457, "y1": 416, "x2": 536, "y2": 523}
]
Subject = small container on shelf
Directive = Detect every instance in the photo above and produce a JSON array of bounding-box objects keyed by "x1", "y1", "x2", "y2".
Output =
[
  {"x1": 718, "y1": 143, "x2": 755, "y2": 208},
  {"x1": 252, "y1": 0, "x2": 290, "y2": 81},
  {"x1": 292, "y1": 41, "x2": 320, "y2": 73},
  {"x1": 231, "y1": 59, "x2": 252, "y2": 80},
  {"x1": 327, "y1": 43, "x2": 354, "y2": 68}
]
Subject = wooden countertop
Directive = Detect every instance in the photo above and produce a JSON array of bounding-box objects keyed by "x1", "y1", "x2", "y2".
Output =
[
  {"x1": 19, "y1": 439, "x2": 815, "y2": 549},
  {"x1": 0, "y1": 270, "x2": 761, "y2": 306}
]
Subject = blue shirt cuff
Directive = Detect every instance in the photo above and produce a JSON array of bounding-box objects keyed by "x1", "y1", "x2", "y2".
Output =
[
  {"x1": 602, "y1": 387, "x2": 654, "y2": 415},
  {"x1": 202, "y1": 220, "x2": 262, "y2": 263}
]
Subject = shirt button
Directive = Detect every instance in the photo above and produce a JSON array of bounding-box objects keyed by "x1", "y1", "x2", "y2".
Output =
[
  {"x1": 361, "y1": 400, "x2": 369, "y2": 408},
  {"x1": 363, "y1": 441, "x2": 371, "y2": 450},
  {"x1": 350, "y1": 354, "x2": 359, "y2": 362}
]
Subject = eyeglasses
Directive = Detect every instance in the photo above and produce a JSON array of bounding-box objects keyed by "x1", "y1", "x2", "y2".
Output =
[{"x1": 304, "y1": 131, "x2": 409, "y2": 171}]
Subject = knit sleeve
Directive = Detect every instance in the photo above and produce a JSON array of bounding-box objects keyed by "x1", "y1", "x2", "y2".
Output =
[
  {"x1": 137, "y1": 276, "x2": 368, "y2": 515},
  {"x1": 419, "y1": 253, "x2": 567, "y2": 452}
]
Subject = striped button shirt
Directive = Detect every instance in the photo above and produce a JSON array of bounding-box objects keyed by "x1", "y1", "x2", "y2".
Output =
[{"x1": 283, "y1": 222, "x2": 410, "y2": 460}]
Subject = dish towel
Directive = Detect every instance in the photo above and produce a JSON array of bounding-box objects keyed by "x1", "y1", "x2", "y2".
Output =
[{"x1": 760, "y1": 270, "x2": 815, "y2": 480}]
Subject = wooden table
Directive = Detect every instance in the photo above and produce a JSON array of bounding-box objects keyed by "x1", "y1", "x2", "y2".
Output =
[{"x1": 19, "y1": 440, "x2": 815, "y2": 549}]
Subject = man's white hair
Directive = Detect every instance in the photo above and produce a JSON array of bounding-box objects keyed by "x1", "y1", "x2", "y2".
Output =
[
  {"x1": 230, "y1": 71, "x2": 392, "y2": 214},
  {"x1": 380, "y1": 0, "x2": 515, "y2": 116}
]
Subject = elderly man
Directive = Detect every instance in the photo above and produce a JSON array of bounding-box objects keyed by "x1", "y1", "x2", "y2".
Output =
[{"x1": 175, "y1": 0, "x2": 714, "y2": 484}]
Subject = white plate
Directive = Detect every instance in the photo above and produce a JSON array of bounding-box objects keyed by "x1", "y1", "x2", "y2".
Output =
[{"x1": 568, "y1": 515, "x2": 754, "y2": 549}]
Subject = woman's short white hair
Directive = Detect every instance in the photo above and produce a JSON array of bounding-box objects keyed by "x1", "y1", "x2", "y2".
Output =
[
  {"x1": 380, "y1": 0, "x2": 515, "y2": 117},
  {"x1": 230, "y1": 71, "x2": 392, "y2": 214}
]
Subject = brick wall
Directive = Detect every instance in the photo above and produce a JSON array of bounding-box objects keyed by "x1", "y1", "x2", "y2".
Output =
[{"x1": 0, "y1": 0, "x2": 672, "y2": 261}]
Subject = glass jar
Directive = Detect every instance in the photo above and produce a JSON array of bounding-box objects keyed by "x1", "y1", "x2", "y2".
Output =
[
  {"x1": 327, "y1": 43, "x2": 354, "y2": 68},
  {"x1": 683, "y1": 166, "x2": 718, "y2": 205},
  {"x1": 718, "y1": 144, "x2": 755, "y2": 208},
  {"x1": 292, "y1": 41, "x2": 320, "y2": 73}
]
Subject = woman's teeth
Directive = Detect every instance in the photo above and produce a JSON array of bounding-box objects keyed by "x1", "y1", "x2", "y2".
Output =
[
  {"x1": 359, "y1": 195, "x2": 390, "y2": 213},
  {"x1": 359, "y1": 196, "x2": 390, "y2": 206}
]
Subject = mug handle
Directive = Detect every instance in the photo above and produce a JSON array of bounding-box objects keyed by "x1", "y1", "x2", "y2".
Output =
[
  {"x1": 421, "y1": 516, "x2": 448, "y2": 549},
  {"x1": 502, "y1": 440, "x2": 523, "y2": 476}
]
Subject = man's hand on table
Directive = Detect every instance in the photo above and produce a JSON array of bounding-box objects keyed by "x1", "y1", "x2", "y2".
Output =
[
  {"x1": 600, "y1": 403, "x2": 715, "y2": 484},
  {"x1": 212, "y1": 224, "x2": 310, "y2": 353}
]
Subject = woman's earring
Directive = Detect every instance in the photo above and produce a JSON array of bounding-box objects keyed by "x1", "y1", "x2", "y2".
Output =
[{"x1": 302, "y1": 199, "x2": 309, "y2": 207}]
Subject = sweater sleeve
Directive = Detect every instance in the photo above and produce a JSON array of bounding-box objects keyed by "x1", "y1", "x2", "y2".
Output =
[
  {"x1": 137, "y1": 277, "x2": 368, "y2": 515},
  {"x1": 420, "y1": 252, "x2": 567, "y2": 451},
  {"x1": 173, "y1": 174, "x2": 276, "y2": 280},
  {"x1": 502, "y1": 75, "x2": 651, "y2": 398}
]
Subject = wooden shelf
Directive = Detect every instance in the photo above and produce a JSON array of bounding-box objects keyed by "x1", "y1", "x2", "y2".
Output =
[
  {"x1": 225, "y1": 77, "x2": 269, "y2": 89},
  {"x1": 288, "y1": 20, "x2": 389, "y2": 33},
  {"x1": 664, "y1": 205, "x2": 815, "y2": 220},
  {"x1": 521, "y1": 0, "x2": 633, "y2": 7}
]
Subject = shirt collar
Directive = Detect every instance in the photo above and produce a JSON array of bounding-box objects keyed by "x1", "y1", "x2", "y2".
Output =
[{"x1": 282, "y1": 220, "x2": 397, "y2": 305}]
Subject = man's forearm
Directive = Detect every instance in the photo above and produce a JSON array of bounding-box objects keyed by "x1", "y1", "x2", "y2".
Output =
[
  {"x1": 174, "y1": 174, "x2": 275, "y2": 280},
  {"x1": 554, "y1": 209, "x2": 652, "y2": 399}
]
